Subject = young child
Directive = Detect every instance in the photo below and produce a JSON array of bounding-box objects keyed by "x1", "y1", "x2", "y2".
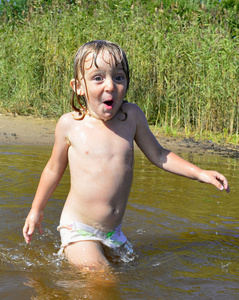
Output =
[{"x1": 23, "y1": 40, "x2": 229, "y2": 271}]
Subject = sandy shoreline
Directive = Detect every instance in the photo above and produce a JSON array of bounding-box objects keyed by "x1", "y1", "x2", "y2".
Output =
[
  {"x1": 0, "y1": 114, "x2": 238, "y2": 159},
  {"x1": 0, "y1": 114, "x2": 56, "y2": 146}
]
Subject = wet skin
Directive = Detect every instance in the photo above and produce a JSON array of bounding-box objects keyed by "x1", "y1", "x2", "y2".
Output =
[{"x1": 23, "y1": 50, "x2": 229, "y2": 270}]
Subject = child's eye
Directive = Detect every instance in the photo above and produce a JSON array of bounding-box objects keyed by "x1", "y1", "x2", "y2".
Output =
[
  {"x1": 94, "y1": 75, "x2": 103, "y2": 82},
  {"x1": 115, "y1": 75, "x2": 125, "y2": 81}
]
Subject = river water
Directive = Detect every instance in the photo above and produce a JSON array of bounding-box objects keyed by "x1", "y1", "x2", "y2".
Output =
[{"x1": 0, "y1": 144, "x2": 238, "y2": 300}]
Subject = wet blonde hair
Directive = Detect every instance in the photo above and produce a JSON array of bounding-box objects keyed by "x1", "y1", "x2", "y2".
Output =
[{"x1": 71, "y1": 40, "x2": 130, "y2": 120}]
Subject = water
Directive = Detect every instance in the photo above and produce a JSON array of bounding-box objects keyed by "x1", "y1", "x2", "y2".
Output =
[{"x1": 0, "y1": 145, "x2": 238, "y2": 299}]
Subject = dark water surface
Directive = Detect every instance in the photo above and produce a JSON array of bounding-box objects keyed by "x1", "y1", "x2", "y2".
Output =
[{"x1": 0, "y1": 145, "x2": 238, "y2": 300}]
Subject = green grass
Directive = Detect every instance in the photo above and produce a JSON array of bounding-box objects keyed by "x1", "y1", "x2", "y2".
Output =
[{"x1": 0, "y1": 0, "x2": 238, "y2": 145}]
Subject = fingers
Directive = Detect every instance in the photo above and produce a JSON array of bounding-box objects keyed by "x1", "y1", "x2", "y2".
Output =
[
  {"x1": 23, "y1": 221, "x2": 43, "y2": 243},
  {"x1": 23, "y1": 210, "x2": 44, "y2": 243},
  {"x1": 210, "y1": 172, "x2": 230, "y2": 193},
  {"x1": 198, "y1": 170, "x2": 230, "y2": 193},
  {"x1": 217, "y1": 177, "x2": 230, "y2": 193},
  {"x1": 23, "y1": 222, "x2": 33, "y2": 244},
  {"x1": 23, "y1": 220, "x2": 36, "y2": 243}
]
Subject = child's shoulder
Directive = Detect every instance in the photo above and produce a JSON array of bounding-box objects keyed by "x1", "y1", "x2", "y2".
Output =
[
  {"x1": 123, "y1": 101, "x2": 143, "y2": 112},
  {"x1": 123, "y1": 101, "x2": 146, "y2": 117},
  {"x1": 58, "y1": 112, "x2": 76, "y2": 123},
  {"x1": 54, "y1": 112, "x2": 81, "y2": 139},
  {"x1": 55, "y1": 112, "x2": 77, "y2": 129}
]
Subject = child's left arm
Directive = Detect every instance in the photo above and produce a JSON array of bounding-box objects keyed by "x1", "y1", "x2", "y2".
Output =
[{"x1": 133, "y1": 105, "x2": 230, "y2": 193}]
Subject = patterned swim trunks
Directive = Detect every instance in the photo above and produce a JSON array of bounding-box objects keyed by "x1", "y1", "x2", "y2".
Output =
[{"x1": 57, "y1": 221, "x2": 127, "y2": 255}]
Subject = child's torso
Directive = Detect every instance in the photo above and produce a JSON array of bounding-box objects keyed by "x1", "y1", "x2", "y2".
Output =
[{"x1": 60, "y1": 107, "x2": 136, "y2": 231}]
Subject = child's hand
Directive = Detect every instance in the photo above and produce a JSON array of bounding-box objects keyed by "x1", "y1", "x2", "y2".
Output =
[
  {"x1": 197, "y1": 170, "x2": 230, "y2": 193},
  {"x1": 23, "y1": 209, "x2": 44, "y2": 243}
]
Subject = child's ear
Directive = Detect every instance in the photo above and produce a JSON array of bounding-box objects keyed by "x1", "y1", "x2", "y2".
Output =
[{"x1": 70, "y1": 79, "x2": 85, "y2": 96}]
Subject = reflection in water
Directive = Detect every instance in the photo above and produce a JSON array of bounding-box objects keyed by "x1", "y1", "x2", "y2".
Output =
[
  {"x1": 0, "y1": 145, "x2": 238, "y2": 299},
  {"x1": 24, "y1": 268, "x2": 121, "y2": 300}
]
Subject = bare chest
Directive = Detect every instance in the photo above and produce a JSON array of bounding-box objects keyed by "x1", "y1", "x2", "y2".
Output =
[{"x1": 68, "y1": 118, "x2": 135, "y2": 164}]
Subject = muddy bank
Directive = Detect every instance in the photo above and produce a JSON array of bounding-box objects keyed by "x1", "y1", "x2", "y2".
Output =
[{"x1": 161, "y1": 136, "x2": 239, "y2": 159}]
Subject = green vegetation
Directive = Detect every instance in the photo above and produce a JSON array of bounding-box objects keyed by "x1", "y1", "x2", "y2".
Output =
[{"x1": 1, "y1": 0, "x2": 238, "y2": 144}]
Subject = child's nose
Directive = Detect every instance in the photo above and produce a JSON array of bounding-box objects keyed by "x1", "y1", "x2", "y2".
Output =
[{"x1": 105, "y1": 78, "x2": 115, "y2": 92}]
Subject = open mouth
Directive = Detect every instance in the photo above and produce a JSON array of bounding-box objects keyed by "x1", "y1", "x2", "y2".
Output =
[{"x1": 103, "y1": 100, "x2": 114, "y2": 109}]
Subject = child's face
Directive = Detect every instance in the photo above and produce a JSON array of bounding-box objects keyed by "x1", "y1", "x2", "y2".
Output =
[{"x1": 76, "y1": 50, "x2": 128, "y2": 121}]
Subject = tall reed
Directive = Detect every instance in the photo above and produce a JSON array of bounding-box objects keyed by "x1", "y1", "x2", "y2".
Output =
[{"x1": 0, "y1": 0, "x2": 238, "y2": 142}]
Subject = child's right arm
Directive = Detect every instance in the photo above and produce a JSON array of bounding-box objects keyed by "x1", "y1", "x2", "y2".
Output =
[{"x1": 23, "y1": 115, "x2": 70, "y2": 243}]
